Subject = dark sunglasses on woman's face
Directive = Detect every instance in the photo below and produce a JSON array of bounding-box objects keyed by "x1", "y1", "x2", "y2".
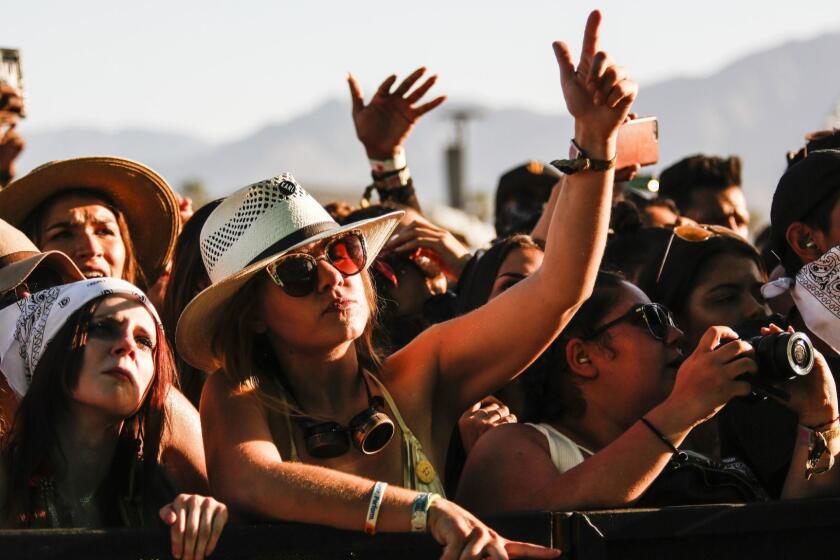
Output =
[
  {"x1": 585, "y1": 303, "x2": 677, "y2": 341},
  {"x1": 265, "y1": 231, "x2": 367, "y2": 297}
]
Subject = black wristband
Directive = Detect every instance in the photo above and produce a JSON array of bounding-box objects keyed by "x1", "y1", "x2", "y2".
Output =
[{"x1": 640, "y1": 417, "x2": 678, "y2": 454}]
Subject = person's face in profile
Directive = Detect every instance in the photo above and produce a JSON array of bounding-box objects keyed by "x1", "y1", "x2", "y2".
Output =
[
  {"x1": 73, "y1": 297, "x2": 158, "y2": 418},
  {"x1": 579, "y1": 282, "x2": 683, "y2": 426},
  {"x1": 38, "y1": 193, "x2": 127, "y2": 280},
  {"x1": 488, "y1": 246, "x2": 543, "y2": 301},
  {"x1": 685, "y1": 186, "x2": 750, "y2": 240},
  {"x1": 677, "y1": 253, "x2": 769, "y2": 353}
]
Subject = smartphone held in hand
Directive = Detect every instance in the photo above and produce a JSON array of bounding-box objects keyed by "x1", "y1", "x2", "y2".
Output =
[
  {"x1": 0, "y1": 48, "x2": 25, "y2": 119},
  {"x1": 616, "y1": 116, "x2": 658, "y2": 169}
]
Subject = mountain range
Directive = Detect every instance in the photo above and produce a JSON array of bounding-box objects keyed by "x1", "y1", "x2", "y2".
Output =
[{"x1": 15, "y1": 31, "x2": 840, "y2": 223}]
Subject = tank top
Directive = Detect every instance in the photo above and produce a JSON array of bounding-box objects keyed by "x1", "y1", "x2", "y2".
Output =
[
  {"x1": 280, "y1": 372, "x2": 446, "y2": 496},
  {"x1": 526, "y1": 423, "x2": 594, "y2": 473}
]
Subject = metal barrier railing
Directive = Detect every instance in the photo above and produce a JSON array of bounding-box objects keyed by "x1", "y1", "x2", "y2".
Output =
[{"x1": 3, "y1": 498, "x2": 840, "y2": 559}]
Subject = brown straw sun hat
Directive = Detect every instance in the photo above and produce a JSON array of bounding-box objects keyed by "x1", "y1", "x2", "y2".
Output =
[
  {"x1": 0, "y1": 218, "x2": 84, "y2": 294},
  {"x1": 175, "y1": 173, "x2": 402, "y2": 373},
  {"x1": 0, "y1": 156, "x2": 180, "y2": 284}
]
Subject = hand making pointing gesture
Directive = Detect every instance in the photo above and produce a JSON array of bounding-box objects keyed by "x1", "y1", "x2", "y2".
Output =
[{"x1": 553, "y1": 10, "x2": 637, "y2": 157}]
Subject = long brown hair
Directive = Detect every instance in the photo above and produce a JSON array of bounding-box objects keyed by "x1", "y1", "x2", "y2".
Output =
[
  {"x1": 161, "y1": 199, "x2": 222, "y2": 407},
  {"x1": 1, "y1": 296, "x2": 175, "y2": 525},
  {"x1": 22, "y1": 190, "x2": 148, "y2": 291},
  {"x1": 213, "y1": 269, "x2": 383, "y2": 417}
]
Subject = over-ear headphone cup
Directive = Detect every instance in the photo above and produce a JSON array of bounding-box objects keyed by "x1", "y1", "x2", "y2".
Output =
[
  {"x1": 350, "y1": 399, "x2": 395, "y2": 455},
  {"x1": 355, "y1": 412, "x2": 395, "y2": 454},
  {"x1": 304, "y1": 421, "x2": 350, "y2": 458}
]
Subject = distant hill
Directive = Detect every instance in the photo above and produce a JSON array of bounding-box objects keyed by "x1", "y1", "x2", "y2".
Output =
[{"x1": 15, "y1": 31, "x2": 840, "y2": 222}]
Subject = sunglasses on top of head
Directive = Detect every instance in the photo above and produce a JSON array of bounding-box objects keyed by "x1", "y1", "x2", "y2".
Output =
[
  {"x1": 655, "y1": 224, "x2": 744, "y2": 285},
  {"x1": 265, "y1": 231, "x2": 368, "y2": 297},
  {"x1": 585, "y1": 302, "x2": 677, "y2": 342}
]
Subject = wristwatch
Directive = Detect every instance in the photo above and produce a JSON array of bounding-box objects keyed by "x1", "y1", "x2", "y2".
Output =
[
  {"x1": 551, "y1": 139, "x2": 616, "y2": 175},
  {"x1": 799, "y1": 421, "x2": 840, "y2": 479}
]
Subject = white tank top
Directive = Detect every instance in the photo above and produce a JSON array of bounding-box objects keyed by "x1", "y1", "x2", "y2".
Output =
[{"x1": 526, "y1": 423, "x2": 593, "y2": 473}]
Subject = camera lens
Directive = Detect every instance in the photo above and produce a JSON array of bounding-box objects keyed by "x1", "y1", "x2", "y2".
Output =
[
  {"x1": 751, "y1": 331, "x2": 815, "y2": 382},
  {"x1": 786, "y1": 332, "x2": 814, "y2": 377}
]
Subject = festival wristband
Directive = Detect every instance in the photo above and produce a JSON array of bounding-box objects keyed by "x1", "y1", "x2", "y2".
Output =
[
  {"x1": 364, "y1": 481, "x2": 388, "y2": 535},
  {"x1": 410, "y1": 492, "x2": 441, "y2": 533},
  {"x1": 369, "y1": 147, "x2": 407, "y2": 175}
]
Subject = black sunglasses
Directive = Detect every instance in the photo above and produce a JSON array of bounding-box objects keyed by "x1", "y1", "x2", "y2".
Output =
[
  {"x1": 265, "y1": 231, "x2": 367, "y2": 297},
  {"x1": 586, "y1": 303, "x2": 677, "y2": 341}
]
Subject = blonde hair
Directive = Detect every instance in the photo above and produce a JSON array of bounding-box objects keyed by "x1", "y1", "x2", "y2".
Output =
[{"x1": 212, "y1": 269, "x2": 383, "y2": 417}]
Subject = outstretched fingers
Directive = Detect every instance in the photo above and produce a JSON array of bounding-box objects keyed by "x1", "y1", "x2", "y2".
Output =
[
  {"x1": 578, "y1": 10, "x2": 602, "y2": 72},
  {"x1": 413, "y1": 95, "x2": 447, "y2": 117},
  {"x1": 394, "y1": 66, "x2": 427, "y2": 97},
  {"x1": 405, "y1": 74, "x2": 438, "y2": 104},
  {"x1": 505, "y1": 539, "x2": 562, "y2": 559},
  {"x1": 375, "y1": 74, "x2": 398, "y2": 98},
  {"x1": 552, "y1": 41, "x2": 576, "y2": 84},
  {"x1": 346, "y1": 73, "x2": 365, "y2": 114}
]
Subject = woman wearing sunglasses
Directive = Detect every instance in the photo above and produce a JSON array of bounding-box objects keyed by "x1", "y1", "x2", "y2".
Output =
[
  {"x1": 456, "y1": 271, "x2": 840, "y2": 515},
  {"x1": 176, "y1": 11, "x2": 631, "y2": 558}
]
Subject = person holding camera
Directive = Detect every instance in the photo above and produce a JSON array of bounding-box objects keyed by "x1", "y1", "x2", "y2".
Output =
[{"x1": 456, "y1": 271, "x2": 840, "y2": 515}]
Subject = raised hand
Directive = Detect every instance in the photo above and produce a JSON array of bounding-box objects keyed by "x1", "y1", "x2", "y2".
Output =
[
  {"x1": 0, "y1": 84, "x2": 24, "y2": 126},
  {"x1": 384, "y1": 216, "x2": 471, "y2": 279},
  {"x1": 552, "y1": 11, "x2": 637, "y2": 149},
  {"x1": 348, "y1": 68, "x2": 446, "y2": 160},
  {"x1": 0, "y1": 123, "x2": 24, "y2": 184}
]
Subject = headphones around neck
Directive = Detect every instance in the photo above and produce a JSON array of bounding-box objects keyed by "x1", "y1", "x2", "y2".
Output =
[{"x1": 301, "y1": 376, "x2": 395, "y2": 459}]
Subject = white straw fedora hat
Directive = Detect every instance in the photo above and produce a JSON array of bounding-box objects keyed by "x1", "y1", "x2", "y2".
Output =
[{"x1": 176, "y1": 173, "x2": 402, "y2": 373}]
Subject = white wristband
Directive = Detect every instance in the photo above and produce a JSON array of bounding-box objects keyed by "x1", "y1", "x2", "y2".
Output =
[
  {"x1": 410, "y1": 492, "x2": 441, "y2": 533},
  {"x1": 369, "y1": 147, "x2": 407, "y2": 174},
  {"x1": 364, "y1": 481, "x2": 388, "y2": 535}
]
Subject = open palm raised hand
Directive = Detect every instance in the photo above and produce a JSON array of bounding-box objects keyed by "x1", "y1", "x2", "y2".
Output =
[
  {"x1": 553, "y1": 10, "x2": 637, "y2": 144},
  {"x1": 348, "y1": 68, "x2": 446, "y2": 160}
]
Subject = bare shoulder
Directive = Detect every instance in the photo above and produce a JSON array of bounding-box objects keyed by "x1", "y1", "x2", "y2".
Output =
[
  {"x1": 470, "y1": 422, "x2": 551, "y2": 461},
  {"x1": 456, "y1": 423, "x2": 559, "y2": 513}
]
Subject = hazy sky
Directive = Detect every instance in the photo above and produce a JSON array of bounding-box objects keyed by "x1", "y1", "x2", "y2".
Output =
[{"x1": 4, "y1": 1, "x2": 840, "y2": 142}]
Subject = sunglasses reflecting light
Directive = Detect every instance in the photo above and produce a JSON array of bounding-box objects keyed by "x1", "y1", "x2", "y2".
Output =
[{"x1": 265, "y1": 231, "x2": 367, "y2": 297}]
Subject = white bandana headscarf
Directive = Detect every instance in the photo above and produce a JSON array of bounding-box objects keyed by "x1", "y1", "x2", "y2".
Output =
[
  {"x1": 762, "y1": 245, "x2": 840, "y2": 353},
  {"x1": 0, "y1": 278, "x2": 160, "y2": 398}
]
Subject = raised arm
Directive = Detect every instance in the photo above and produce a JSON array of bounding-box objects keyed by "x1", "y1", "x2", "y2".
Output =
[
  {"x1": 404, "y1": 11, "x2": 637, "y2": 413},
  {"x1": 347, "y1": 68, "x2": 446, "y2": 212}
]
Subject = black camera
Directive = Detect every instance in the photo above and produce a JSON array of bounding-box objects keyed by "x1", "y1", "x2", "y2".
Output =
[
  {"x1": 727, "y1": 316, "x2": 816, "y2": 400},
  {"x1": 742, "y1": 331, "x2": 815, "y2": 382}
]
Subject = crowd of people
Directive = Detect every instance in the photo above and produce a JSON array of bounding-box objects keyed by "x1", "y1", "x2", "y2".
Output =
[{"x1": 1, "y1": 10, "x2": 840, "y2": 560}]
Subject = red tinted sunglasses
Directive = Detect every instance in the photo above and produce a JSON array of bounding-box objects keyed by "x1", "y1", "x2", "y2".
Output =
[{"x1": 265, "y1": 231, "x2": 367, "y2": 297}]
